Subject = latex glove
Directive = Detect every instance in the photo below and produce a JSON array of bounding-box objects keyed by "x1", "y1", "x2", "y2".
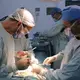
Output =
[{"x1": 43, "y1": 56, "x2": 57, "y2": 65}]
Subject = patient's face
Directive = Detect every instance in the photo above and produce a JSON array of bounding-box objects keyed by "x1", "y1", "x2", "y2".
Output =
[{"x1": 15, "y1": 51, "x2": 31, "y2": 70}]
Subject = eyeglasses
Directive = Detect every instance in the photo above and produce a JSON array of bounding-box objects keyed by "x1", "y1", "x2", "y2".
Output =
[
  {"x1": 21, "y1": 23, "x2": 33, "y2": 34},
  {"x1": 22, "y1": 24, "x2": 33, "y2": 31}
]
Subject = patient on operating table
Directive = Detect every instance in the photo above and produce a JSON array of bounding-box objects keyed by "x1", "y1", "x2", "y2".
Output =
[
  {"x1": 12, "y1": 51, "x2": 46, "y2": 80},
  {"x1": 15, "y1": 51, "x2": 32, "y2": 70}
]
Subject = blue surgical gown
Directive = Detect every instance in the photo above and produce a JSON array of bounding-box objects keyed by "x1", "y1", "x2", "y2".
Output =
[{"x1": 44, "y1": 37, "x2": 80, "y2": 80}]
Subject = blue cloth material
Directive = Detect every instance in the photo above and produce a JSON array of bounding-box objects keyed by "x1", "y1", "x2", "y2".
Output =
[{"x1": 62, "y1": 5, "x2": 80, "y2": 21}]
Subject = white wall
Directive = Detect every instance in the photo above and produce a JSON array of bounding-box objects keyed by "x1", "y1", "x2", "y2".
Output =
[{"x1": 0, "y1": 0, "x2": 65, "y2": 37}]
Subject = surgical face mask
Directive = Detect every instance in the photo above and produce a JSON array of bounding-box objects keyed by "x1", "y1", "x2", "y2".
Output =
[
  {"x1": 13, "y1": 32, "x2": 25, "y2": 39},
  {"x1": 13, "y1": 24, "x2": 29, "y2": 39},
  {"x1": 64, "y1": 28, "x2": 74, "y2": 40},
  {"x1": 64, "y1": 21, "x2": 80, "y2": 40},
  {"x1": 53, "y1": 18, "x2": 58, "y2": 22},
  {"x1": 12, "y1": 26, "x2": 24, "y2": 39}
]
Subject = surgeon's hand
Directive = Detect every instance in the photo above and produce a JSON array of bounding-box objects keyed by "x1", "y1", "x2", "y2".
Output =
[
  {"x1": 31, "y1": 64, "x2": 48, "y2": 75},
  {"x1": 43, "y1": 56, "x2": 57, "y2": 65}
]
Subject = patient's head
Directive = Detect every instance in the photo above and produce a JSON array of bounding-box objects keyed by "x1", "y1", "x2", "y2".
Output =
[{"x1": 15, "y1": 51, "x2": 31, "y2": 70}]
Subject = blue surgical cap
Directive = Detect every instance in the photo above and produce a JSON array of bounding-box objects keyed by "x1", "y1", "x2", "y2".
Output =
[
  {"x1": 51, "y1": 7, "x2": 62, "y2": 16},
  {"x1": 62, "y1": 5, "x2": 80, "y2": 22}
]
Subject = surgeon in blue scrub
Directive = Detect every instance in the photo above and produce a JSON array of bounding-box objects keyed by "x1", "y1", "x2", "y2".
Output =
[
  {"x1": 31, "y1": 19, "x2": 80, "y2": 80},
  {"x1": 50, "y1": 5, "x2": 80, "y2": 41}
]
